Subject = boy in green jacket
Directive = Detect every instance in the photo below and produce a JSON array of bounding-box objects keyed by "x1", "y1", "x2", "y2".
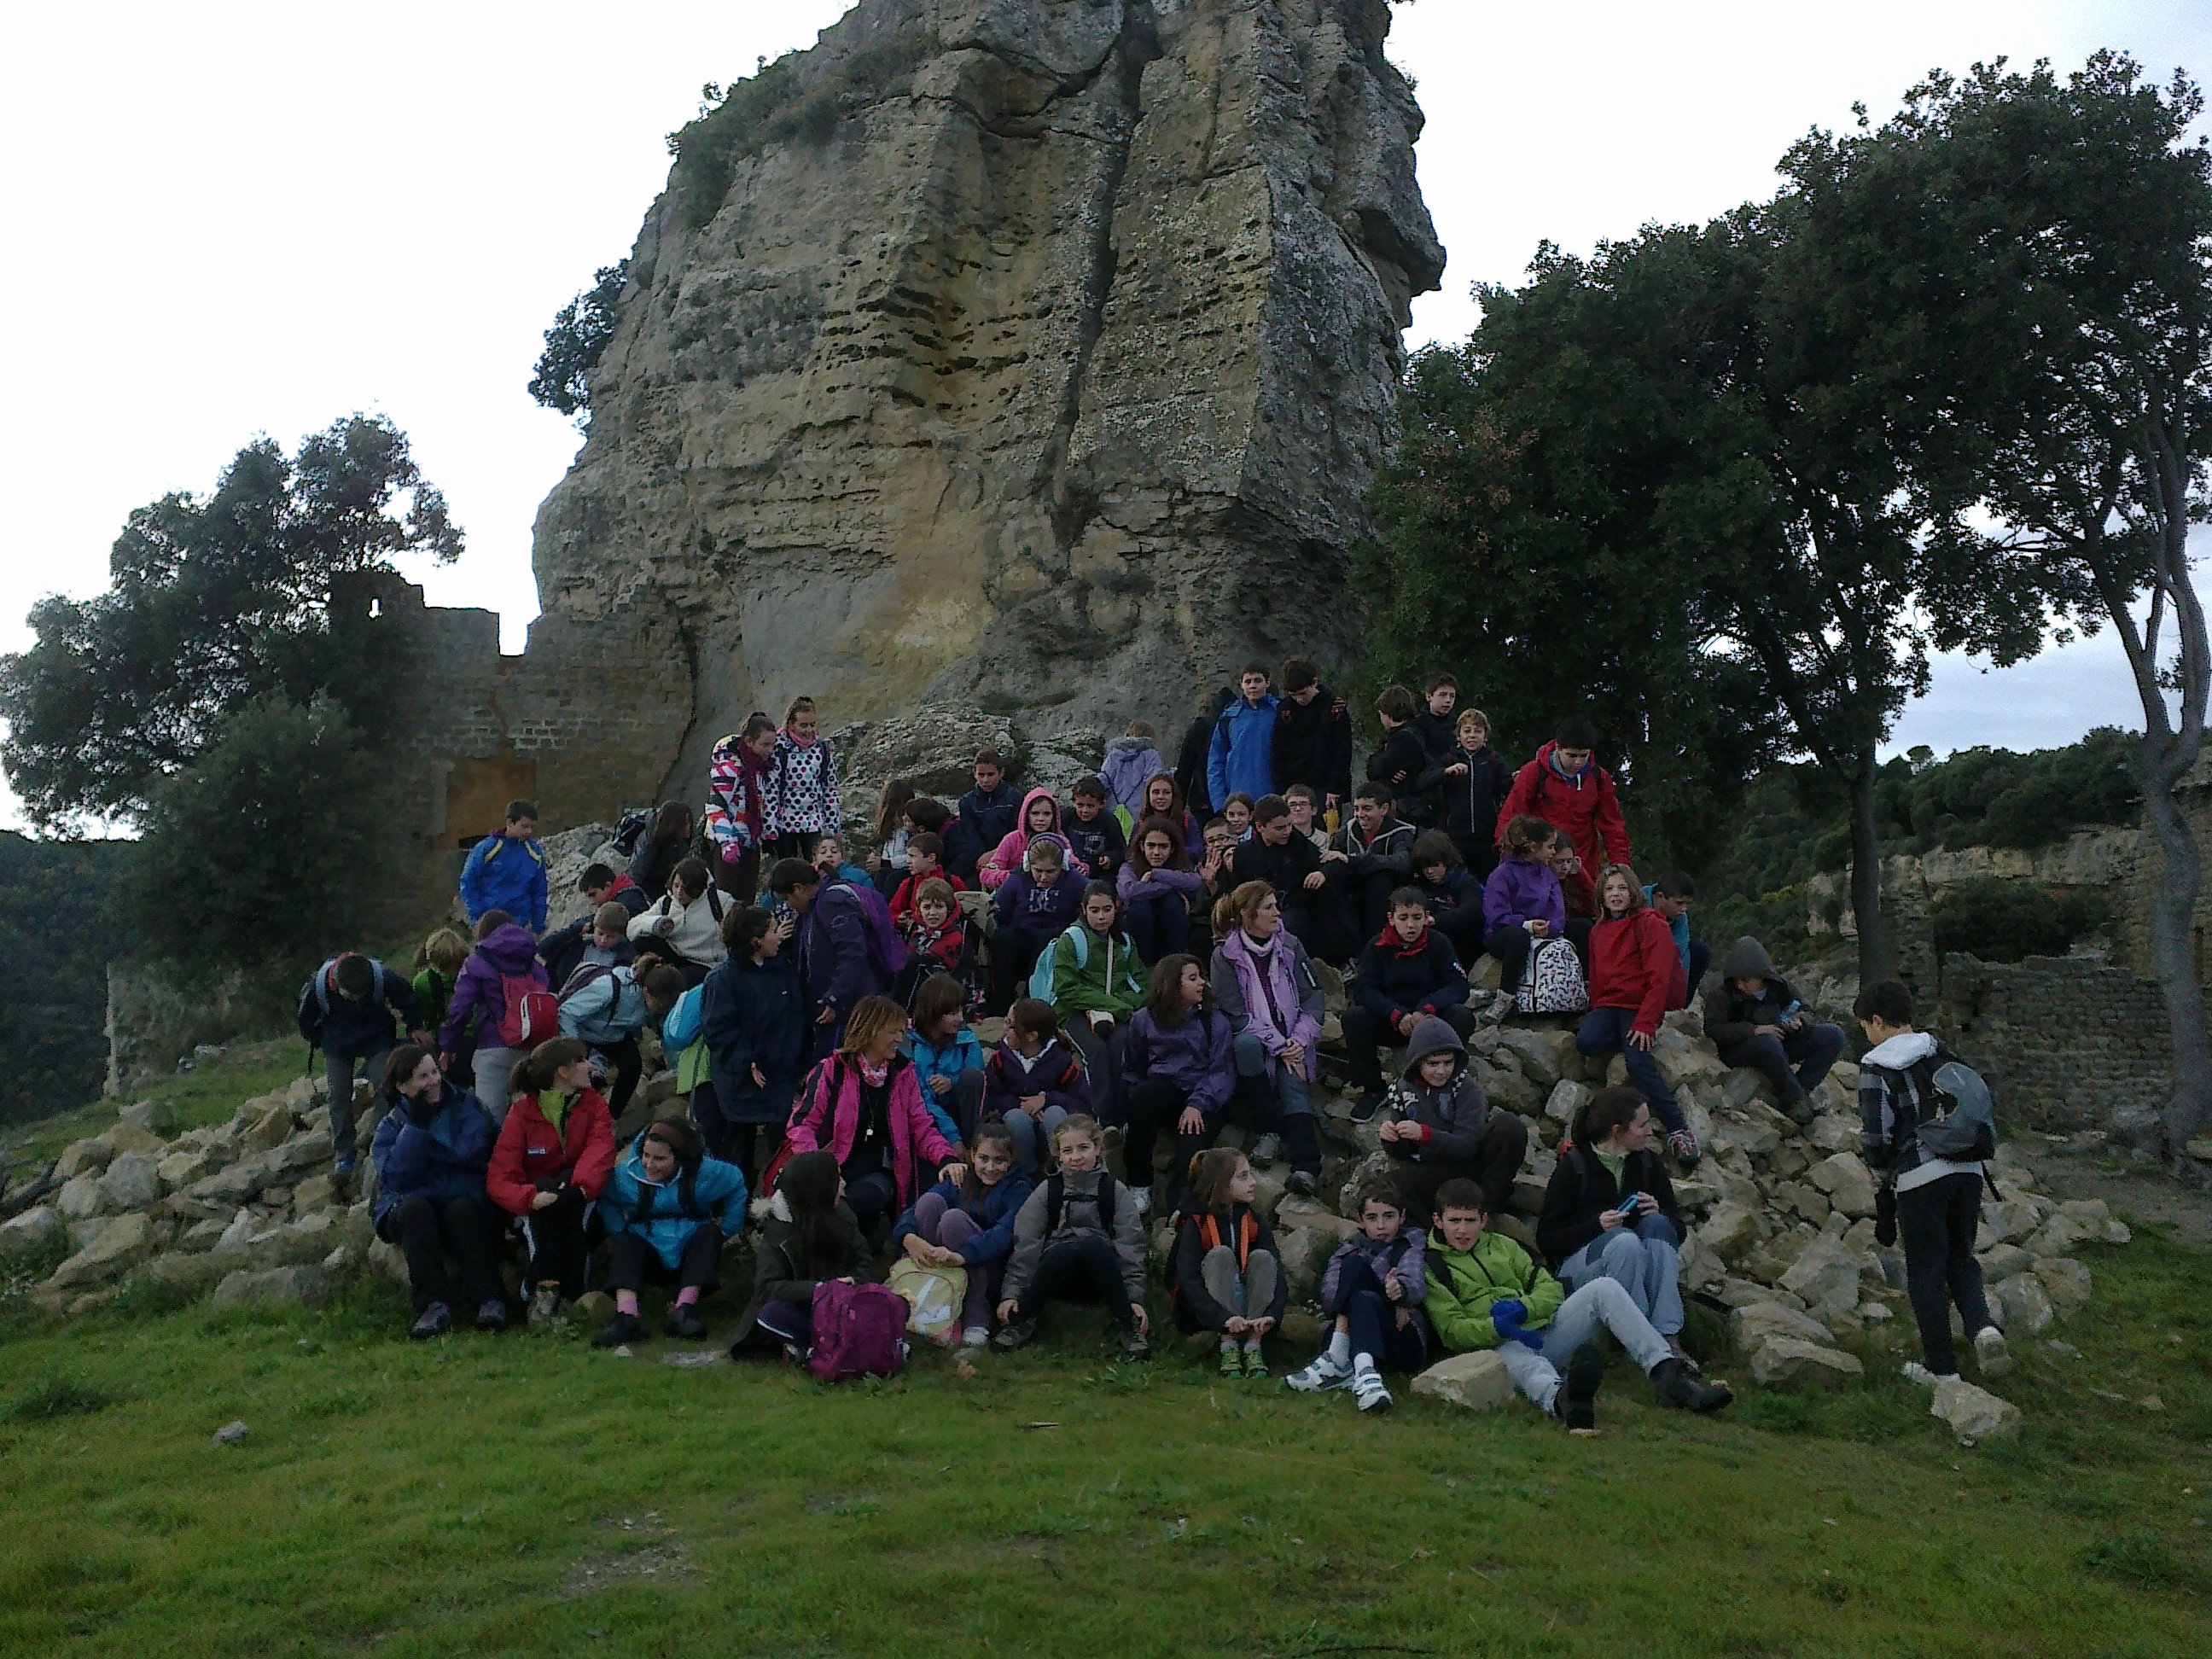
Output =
[{"x1": 1426, "y1": 1179, "x2": 1730, "y2": 1430}]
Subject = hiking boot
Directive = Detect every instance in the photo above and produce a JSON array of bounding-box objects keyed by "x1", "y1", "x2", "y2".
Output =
[
  {"x1": 1975, "y1": 1325, "x2": 2014, "y2": 1377},
  {"x1": 1349, "y1": 1090, "x2": 1387, "y2": 1124},
  {"x1": 527, "y1": 1285, "x2": 562, "y2": 1328},
  {"x1": 1665, "y1": 1333, "x2": 1703, "y2": 1378},
  {"x1": 1220, "y1": 1342, "x2": 1244, "y2": 1378},
  {"x1": 591, "y1": 1312, "x2": 646, "y2": 1349},
  {"x1": 1251, "y1": 1132, "x2": 1283, "y2": 1165},
  {"x1": 1285, "y1": 1169, "x2": 1318, "y2": 1197},
  {"x1": 332, "y1": 1157, "x2": 358, "y2": 1188},
  {"x1": 1120, "y1": 1326, "x2": 1152, "y2": 1362},
  {"x1": 991, "y1": 1317, "x2": 1039, "y2": 1352},
  {"x1": 1901, "y1": 1361, "x2": 1960, "y2": 1388},
  {"x1": 409, "y1": 1301, "x2": 451, "y2": 1341},
  {"x1": 1286, "y1": 1353, "x2": 1353, "y2": 1394},
  {"x1": 664, "y1": 1304, "x2": 707, "y2": 1341},
  {"x1": 1782, "y1": 1089, "x2": 1817, "y2": 1127},
  {"x1": 1241, "y1": 1342, "x2": 1269, "y2": 1380},
  {"x1": 1352, "y1": 1365, "x2": 1394, "y2": 1414},
  {"x1": 1557, "y1": 1341, "x2": 1605, "y2": 1433},
  {"x1": 960, "y1": 1325, "x2": 991, "y2": 1350},
  {"x1": 475, "y1": 1298, "x2": 509, "y2": 1333},
  {"x1": 1650, "y1": 1357, "x2": 1732, "y2": 1413},
  {"x1": 1667, "y1": 1127, "x2": 1702, "y2": 1167}
]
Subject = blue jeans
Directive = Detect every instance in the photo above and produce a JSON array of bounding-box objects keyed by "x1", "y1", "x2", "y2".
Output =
[
  {"x1": 1496, "y1": 1277, "x2": 1672, "y2": 1410},
  {"x1": 1000, "y1": 1105, "x2": 1069, "y2": 1175},
  {"x1": 1561, "y1": 1214, "x2": 1684, "y2": 1336},
  {"x1": 1124, "y1": 893, "x2": 1189, "y2": 963},
  {"x1": 1232, "y1": 1031, "x2": 1313, "y2": 1120},
  {"x1": 1720, "y1": 1023, "x2": 1847, "y2": 1105},
  {"x1": 324, "y1": 1039, "x2": 392, "y2": 1166},
  {"x1": 1575, "y1": 1007, "x2": 1683, "y2": 1132}
]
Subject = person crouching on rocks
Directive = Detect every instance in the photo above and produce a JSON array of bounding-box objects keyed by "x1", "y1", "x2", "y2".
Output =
[
  {"x1": 370, "y1": 1041, "x2": 506, "y2": 1340},
  {"x1": 592, "y1": 1118, "x2": 749, "y2": 1348}
]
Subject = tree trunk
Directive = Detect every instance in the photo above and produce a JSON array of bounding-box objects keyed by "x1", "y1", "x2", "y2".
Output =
[
  {"x1": 1848, "y1": 758, "x2": 1889, "y2": 990},
  {"x1": 2139, "y1": 752, "x2": 2212, "y2": 1164}
]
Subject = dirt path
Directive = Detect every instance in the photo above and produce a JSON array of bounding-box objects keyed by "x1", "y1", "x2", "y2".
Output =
[{"x1": 2024, "y1": 1151, "x2": 2212, "y2": 1250}]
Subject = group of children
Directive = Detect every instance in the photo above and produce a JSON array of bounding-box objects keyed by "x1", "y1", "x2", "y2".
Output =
[{"x1": 291, "y1": 662, "x2": 2008, "y2": 1421}]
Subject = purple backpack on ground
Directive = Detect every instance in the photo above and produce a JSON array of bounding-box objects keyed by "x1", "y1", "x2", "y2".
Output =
[{"x1": 807, "y1": 1280, "x2": 908, "y2": 1382}]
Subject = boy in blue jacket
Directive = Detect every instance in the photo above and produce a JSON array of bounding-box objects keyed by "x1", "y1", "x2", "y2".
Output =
[
  {"x1": 459, "y1": 800, "x2": 548, "y2": 932},
  {"x1": 1207, "y1": 664, "x2": 1279, "y2": 809}
]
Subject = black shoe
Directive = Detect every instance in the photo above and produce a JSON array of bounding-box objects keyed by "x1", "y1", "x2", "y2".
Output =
[
  {"x1": 664, "y1": 1305, "x2": 707, "y2": 1341},
  {"x1": 475, "y1": 1298, "x2": 509, "y2": 1333},
  {"x1": 991, "y1": 1317, "x2": 1038, "y2": 1352},
  {"x1": 1350, "y1": 1090, "x2": 1387, "y2": 1124},
  {"x1": 1557, "y1": 1342, "x2": 1605, "y2": 1432},
  {"x1": 591, "y1": 1312, "x2": 647, "y2": 1349},
  {"x1": 409, "y1": 1301, "x2": 451, "y2": 1341},
  {"x1": 1121, "y1": 1325, "x2": 1152, "y2": 1362},
  {"x1": 1650, "y1": 1357, "x2": 1732, "y2": 1413}
]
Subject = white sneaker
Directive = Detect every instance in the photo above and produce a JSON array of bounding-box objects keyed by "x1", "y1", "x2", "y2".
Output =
[
  {"x1": 1128, "y1": 1186, "x2": 1152, "y2": 1220},
  {"x1": 1901, "y1": 1361, "x2": 1960, "y2": 1388},
  {"x1": 1252, "y1": 1132, "x2": 1283, "y2": 1165},
  {"x1": 1286, "y1": 1353, "x2": 1353, "y2": 1393},
  {"x1": 960, "y1": 1325, "x2": 990, "y2": 1350},
  {"x1": 1353, "y1": 1365, "x2": 1394, "y2": 1414},
  {"x1": 1975, "y1": 1325, "x2": 2014, "y2": 1377}
]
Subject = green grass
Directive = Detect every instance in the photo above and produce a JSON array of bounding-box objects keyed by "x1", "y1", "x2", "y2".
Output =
[
  {"x1": 5, "y1": 1035, "x2": 301, "y2": 1172},
  {"x1": 1, "y1": 1228, "x2": 2208, "y2": 1657}
]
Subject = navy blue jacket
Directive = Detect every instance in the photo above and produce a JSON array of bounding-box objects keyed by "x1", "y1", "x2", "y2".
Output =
[
  {"x1": 297, "y1": 958, "x2": 422, "y2": 1057},
  {"x1": 946, "y1": 781, "x2": 1023, "y2": 881},
  {"x1": 1351, "y1": 926, "x2": 1471, "y2": 1025},
  {"x1": 890, "y1": 1169, "x2": 1039, "y2": 1267},
  {"x1": 370, "y1": 1083, "x2": 498, "y2": 1228},
  {"x1": 701, "y1": 951, "x2": 811, "y2": 1126}
]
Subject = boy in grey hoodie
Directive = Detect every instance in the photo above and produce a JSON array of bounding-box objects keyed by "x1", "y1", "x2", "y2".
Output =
[
  {"x1": 993, "y1": 1114, "x2": 1151, "y2": 1359},
  {"x1": 1377, "y1": 1016, "x2": 1528, "y2": 1224},
  {"x1": 1704, "y1": 935, "x2": 1846, "y2": 1123},
  {"x1": 1854, "y1": 979, "x2": 2011, "y2": 1388}
]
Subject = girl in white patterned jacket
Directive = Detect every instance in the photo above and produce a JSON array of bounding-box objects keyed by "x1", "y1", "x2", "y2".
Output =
[{"x1": 763, "y1": 695, "x2": 841, "y2": 860}]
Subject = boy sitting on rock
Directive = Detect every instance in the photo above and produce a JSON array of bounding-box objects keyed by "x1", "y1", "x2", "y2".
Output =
[
  {"x1": 1424, "y1": 1179, "x2": 1731, "y2": 1431},
  {"x1": 1703, "y1": 936, "x2": 1846, "y2": 1125},
  {"x1": 1342, "y1": 887, "x2": 1474, "y2": 1121},
  {"x1": 1377, "y1": 1016, "x2": 1528, "y2": 1225}
]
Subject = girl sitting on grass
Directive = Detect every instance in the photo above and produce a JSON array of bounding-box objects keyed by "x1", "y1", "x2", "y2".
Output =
[
  {"x1": 890, "y1": 1121, "x2": 1035, "y2": 1349},
  {"x1": 994, "y1": 1115, "x2": 1152, "y2": 1361},
  {"x1": 730, "y1": 1150, "x2": 876, "y2": 1362},
  {"x1": 1170, "y1": 1147, "x2": 1285, "y2": 1377},
  {"x1": 592, "y1": 1118, "x2": 749, "y2": 1349}
]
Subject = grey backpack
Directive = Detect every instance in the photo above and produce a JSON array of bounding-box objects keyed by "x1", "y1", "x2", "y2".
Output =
[{"x1": 1906, "y1": 1051, "x2": 1997, "y2": 1162}]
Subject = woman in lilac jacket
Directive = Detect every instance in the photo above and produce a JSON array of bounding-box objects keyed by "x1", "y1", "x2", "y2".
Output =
[
  {"x1": 1121, "y1": 953, "x2": 1237, "y2": 1216},
  {"x1": 1208, "y1": 881, "x2": 1327, "y2": 1195}
]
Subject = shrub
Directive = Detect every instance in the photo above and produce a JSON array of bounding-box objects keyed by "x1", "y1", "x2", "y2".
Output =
[
  {"x1": 1931, "y1": 877, "x2": 2075, "y2": 963},
  {"x1": 529, "y1": 261, "x2": 629, "y2": 418}
]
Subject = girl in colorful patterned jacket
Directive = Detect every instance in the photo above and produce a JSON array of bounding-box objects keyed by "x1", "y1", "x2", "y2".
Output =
[
  {"x1": 762, "y1": 695, "x2": 841, "y2": 861},
  {"x1": 706, "y1": 713, "x2": 778, "y2": 901}
]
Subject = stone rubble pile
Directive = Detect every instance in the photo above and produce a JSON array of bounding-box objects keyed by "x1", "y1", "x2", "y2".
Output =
[{"x1": 3, "y1": 982, "x2": 2125, "y2": 1441}]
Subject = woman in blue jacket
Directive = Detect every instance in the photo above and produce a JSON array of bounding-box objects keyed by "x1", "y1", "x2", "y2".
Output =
[
  {"x1": 592, "y1": 1119, "x2": 750, "y2": 1349},
  {"x1": 370, "y1": 1042, "x2": 506, "y2": 1340},
  {"x1": 890, "y1": 1121, "x2": 1035, "y2": 1348},
  {"x1": 694, "y1": 905, "x2": 809, "y2": 1188}
]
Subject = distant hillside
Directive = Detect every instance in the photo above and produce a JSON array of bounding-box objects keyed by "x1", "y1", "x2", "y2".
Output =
[{"x1": 0, "y1": 831, "x2": 133, "y2": 1125}]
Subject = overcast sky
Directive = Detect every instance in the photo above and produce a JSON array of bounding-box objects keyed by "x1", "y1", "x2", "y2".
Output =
[{"x1": 3, "y1": 1, "x2": 2208, "y2": 832}]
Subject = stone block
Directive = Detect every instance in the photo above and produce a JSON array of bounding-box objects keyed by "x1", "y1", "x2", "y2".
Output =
[
  {"x1": 1482, "y1": 1068, "x2": 1542, "y2": 1117},
  {"x1": 49, "y1": 1212, "x2": 161, "y2": 1289},
  {"x1": 100, "y1": 1150, "x2": 166, "y2": 1211},
  {"x1": 1410, "y1": 1350, "x2": 1513, "y2": 1411},
  {"x1": 144, "y1": 1252, "x2": 226, "y2": 1295},
  {"x1": 1807, "y1": 1153, "x2": 1876, "y2": 1218},
  {"x1": 1544, "y1": 1080, "x2": 1590, "y2": 1126},
  {"x1": 1976, "y1": 1243, "x2": 2034, "y2": 1282},
  {"x1": 118, "y1": 1098, "x2": 178, "y2": 1135},
  {"x1": 1496, "y1": 1028, "x2": 1575, "y2": 1090},
  {"x1": 212, "y1": 1266, "x2": 336, "y2": 1309},
  {"x1": 1931, "y1": 1379, "x2": 2021, "y2": 1445},
  {"x1": 187, "y1": 1159, "x2": 269, "y2": 1208},
  {"x1": 1747, "y1": 1336, "x2": 1863, "y2": 1388},
  {"x1": 1808, "y1": 1115, "x2": 1860, "y2": 1154},
  {"x1": 0, "y1": 1204, "x2": 63, "y2": 1254},
  {"x1": 365, "y1": 1238, "x2": 410, "y2": 1285},
  {"x1": 175, "y1": 1216, "x2": 230, "y2": 1254},
  {"x1": 108, "y1": 1123, "x2": 167, "y2": 1156},
  {"x1": 159, "y1": 1148, "x2": 218, "y2": 1189},
  {"x1": 240, "y1": 1102, "x2": 295, "y2": 1151},
  {"x1": 265, "y1": 1136, "x2": 330, "y2": 1178},
  {"x1": 1778, "y1": 1236, "x2": 1864, "y2": 1322},
  {"x1": 1731, "y1": 1300, "x2": 1835, "y2": 1350},
  {"x1": 1740, "y1": 1231, "x2": 1811, "y2": 1287},
  {"x1": 1695, "y1": 1202, "x2": 1761, "y2": 1264},
  {"x1": 55, "y1": 1173, "x2": 113, "y2": 1221},
  {"x1": 1654, "y1": 1031, "x2": 1726, "y2": 1089},
  {"x1": 2033, "y1": 1256, "x2": 2091, "y2": 1316},
  {"x1": 1979, "y1": 1198, "x2": 2042, "y2": 1246},
  {"x1": 55, "y1": 1138, "x2": 115, "y2": 1179},
  {"x1": 291, "y1": 1175, "x2": 340, "y2": 1216},
  {"x1": 1991, "y1": 1273, "x2": 2055, "y2": 1336}
]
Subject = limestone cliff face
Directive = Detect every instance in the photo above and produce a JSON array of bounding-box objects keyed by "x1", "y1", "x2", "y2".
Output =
[{"x1": 529, "y1": 0, "x2": 1442, "y2": 793}]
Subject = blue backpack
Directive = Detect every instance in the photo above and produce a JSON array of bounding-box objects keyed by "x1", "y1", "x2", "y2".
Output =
[{"x1": 1027, "y1": 925, "x2": 1089, "y2": 1004}]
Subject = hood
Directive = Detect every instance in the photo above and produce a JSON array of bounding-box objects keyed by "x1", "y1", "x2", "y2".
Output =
[
  {"x1": 1539, "y1": 741, "x2": 1589, "y2": 788},
  {"x1": 1017, "y1": 787, "x2": 1062, "y2": 838},
  {"x1": 1865, "y1": 1031, "x2": 1937, "y2": 1068},
  {"x1": 1719, "y1": 936, "x2": 1778, "y2": 981},
  {"x1": 475, "y1": 923, "x2": 542, "y2": 973},
  {"x1": 1105, "y1": 736, "x2": 1156, "y2": 757},
  {"x1": 1399, "y1": 1016, "x2": 1466, "y2": 1080}
]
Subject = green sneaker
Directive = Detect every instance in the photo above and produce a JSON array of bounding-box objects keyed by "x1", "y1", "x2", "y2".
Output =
[
  {"x1": 1219, "y1": 1342, "x2": 1244, "y2": 1378},
  {"x1": 1242, "y1": 1342, "x2": 1269, "y2": 1380}
]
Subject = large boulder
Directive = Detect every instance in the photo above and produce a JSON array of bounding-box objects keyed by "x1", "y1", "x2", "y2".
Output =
[
  {"x1": 1806, "y1": 1153, "x2": 1876, "y2": 1219},
  {"x1": 49, "y1": 1212, "x2": 162, "y2": 1289},
  {"x1": 1694, "y1": 1202, "x2": 1762, "y2": 1265},
  {"x1": 1991, "y1": 1272, "x2": 2055, "y2": 1337},
  {"x1": 106, "y1": 1122, "x2": 167, "y2": 1156},
  {"x1": 2033, "y1": 1256, "x2": 2092, "y2": 1317},
  {"x1": 1931, "y1": 1379, "x2": 2021, "y2": 1445},
  {"x1": 55, "y1": 1173, "x2": 114, "y2": 1222},
  {"x1": 1495, "y1": 1028, "x2": 1575, "y2": 1091},
  {"x1": 100, "y1": 1150, "x2": 166, "y2": 1211},
  {"x1": 117, "y1": 1098, "x2": 178, "y2": 1135},
  {"x1": 1747, "y1": 1336, "x2": 1863, "y2": 1388},
  {"x1": 55, "y1": 1138, "x2": 115, "y2": 1179},
  {"x1": 143, "y1": 1252, "x2": 227, "y2": 1295},
  {"x1": 1730, "y1": 1300, "x2": 1835, "y2": 1351},
  {"x1": 212, "y1": 1266, "x2": 337, "y2": 1309},
  {"x1": 1409, "y1": 1351, "x2": 1513, "y2": 1411},
  {"x1": 1778, "y1": 1235, "x2": 1864, "y2": 1323},
  {"x1": 1544, "y1": 1080, "x2": 1590, "y2": 1127},
  {"x1": 0, "y1": 1204, "x2": 64, "y2": 1254}
]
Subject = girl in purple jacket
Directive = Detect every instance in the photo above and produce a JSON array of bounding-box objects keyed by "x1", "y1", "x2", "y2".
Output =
[
  {"x1": 1116, "y1": 817, "x2": 1203, "y2": 963},
  {"x1": 1483, "y1": 816, "x2": 1575, "y2": 985},
  {"x1": 1121, "y1": 954, "x2": 1237, "y2": 1218}
]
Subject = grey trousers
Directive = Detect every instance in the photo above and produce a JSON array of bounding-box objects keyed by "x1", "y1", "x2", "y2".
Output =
[{"x1": 1200, "y1": 1244, "x2": 1280, "y2": 1335}]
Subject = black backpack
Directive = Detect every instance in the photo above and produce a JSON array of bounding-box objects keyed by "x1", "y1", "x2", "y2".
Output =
[{"x1": 1043, "y1": 1172, "x2": 1118, "y2": 1237}]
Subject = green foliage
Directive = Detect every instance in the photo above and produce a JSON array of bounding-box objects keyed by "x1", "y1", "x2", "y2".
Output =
[
  {"x1": 0, "y1": 416, "x2": 461, "y2": 829},
  {"x1": 1933, "y1": 877, "x2": 2076, "y2": 963},
  {"x1": 1874, "y1": 729, "x2": 2139, "y2": 853},
  {"x1": 0, "y1": 833, "x2": 131, "y2": 1126},
  {"x1": 665, "y1": 32, "x2": 936, "y2": 230},
  {"x1": 528, "y1": 259, "x2": 629, "y2": 418},
  {"x1": 8, "y1": 1373, "x2": 111, "y2": 1422},
  {"x1": 119, "y1": 695, "x2": 379, "y2": 975}
]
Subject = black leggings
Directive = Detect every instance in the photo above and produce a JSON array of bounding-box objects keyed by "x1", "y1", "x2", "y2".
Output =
[
  {"x1": 1123, "y1": 1077, "x2": 1218, "y2": 1204},
  {"x1": 1016, "y1": 1237, "x2": 1137, "y2": 1330},
  {"x1": 378, "y1": 1194, "x2": 504, "y2": 1316},
  {"x1": 519, "y1": 1185, "x2": 592, "y2": 1299},
  {"x1": 607, "y1": 1225, "x2": 723, "y2": 1294},
  {"x1": 1898, "y1": 1171, "x2": 1994, "y2": 1376}
]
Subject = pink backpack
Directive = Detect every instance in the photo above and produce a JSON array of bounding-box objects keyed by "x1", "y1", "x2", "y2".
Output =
[
  {"x1": 496, "y1": 973, "x2": 558, "y2": 1051},
  {"x1": 807, "y1": 1280, "x2": 908, "y2": 1382}
]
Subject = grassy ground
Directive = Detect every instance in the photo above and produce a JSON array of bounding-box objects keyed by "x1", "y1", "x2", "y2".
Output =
[
  {"x1": 1, "y1": 1221, "x2": 2207, "y2": 1658},
  {"x1": 6, "y1": 1035, "x2": 303, "y2": 1172}
]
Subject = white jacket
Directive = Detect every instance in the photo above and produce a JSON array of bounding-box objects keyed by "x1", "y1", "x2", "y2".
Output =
[{"x1": 628, "y1": 887, "x2": 728, "y2": 966}]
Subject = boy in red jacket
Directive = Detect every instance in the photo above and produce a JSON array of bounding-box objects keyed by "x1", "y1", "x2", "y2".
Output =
[
  {"x1": 487, "y1": 1037, "x2": 617, "y2": 1323},
  {"x1": 1493, "y1": 716, "x2": 1630, "y2": 916}
]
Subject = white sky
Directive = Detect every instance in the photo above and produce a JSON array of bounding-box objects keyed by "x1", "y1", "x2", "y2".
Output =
[{"x1": 3, "y1": 0, "x2": 2208, "y2": 832}]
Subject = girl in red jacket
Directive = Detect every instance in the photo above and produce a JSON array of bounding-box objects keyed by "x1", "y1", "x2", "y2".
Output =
[
  {"x1": 783, "y1": 994, "x2": 956, "y2": 1235},
  {"x1": 488, "y1": 1037, "x2": 617, "y2": 1324},
  {"x1": 1574, "y1": 867, "x2": 1698, "y2": 1166}
]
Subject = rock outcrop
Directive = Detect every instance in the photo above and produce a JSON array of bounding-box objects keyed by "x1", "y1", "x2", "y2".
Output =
[{"x1": 529, "y1": 0, "x2": 1444, "y2": 792}]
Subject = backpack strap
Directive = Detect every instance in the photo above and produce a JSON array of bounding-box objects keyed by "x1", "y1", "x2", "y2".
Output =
[{"x1": 1045, "y1": 1173, "x2": 1064, "y2": 1237}]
